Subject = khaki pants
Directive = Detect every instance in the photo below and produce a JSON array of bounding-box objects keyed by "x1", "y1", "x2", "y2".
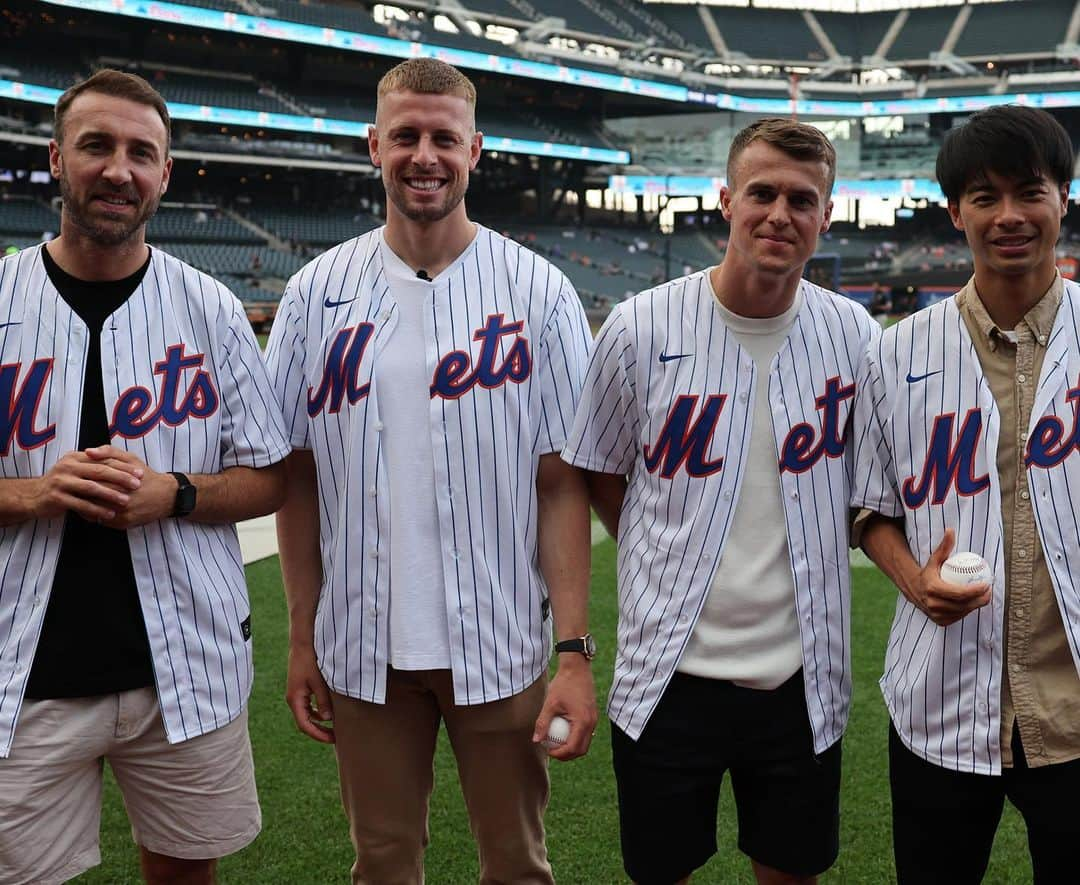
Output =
[{"x1": 333, "y1": 670, "x2": 553, "y2": 885}]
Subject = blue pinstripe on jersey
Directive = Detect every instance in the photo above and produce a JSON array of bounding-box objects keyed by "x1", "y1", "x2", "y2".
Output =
[
  {"x1": 850, "y1": 288, "x2": 1080, "y2": 774},
  {"x1": 564, "y1": 273, "x2": 877, "y2": 752},
  {"x1": 0, "y1": 245, "x2": 290, "y2": 756},
  {"x1": 265, "y1": 226, "x2": 590, "y2": 708}
]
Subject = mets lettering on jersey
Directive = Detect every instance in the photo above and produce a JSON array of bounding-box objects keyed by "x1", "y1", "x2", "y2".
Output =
[
  {"x1": 264, "y1": 226, "x2": 590, "y2": 707},
  {"x1": 0, "y1": 246, "x2": 291, "y2": 758},
  {"x1": 852, "y1": 282, "x2": 1080, "y2": 775},
  {"x1": 561, "y1": 272, "x2": 878, "y2": 753}
]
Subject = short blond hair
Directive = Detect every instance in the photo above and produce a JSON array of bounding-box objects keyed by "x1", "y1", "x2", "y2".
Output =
[
  {"x1": 377, "y1": 58, "x2": 477, "y2": 111},
  {"x1": 727, "y1": 118, "x2": 836, "y2": 196}
]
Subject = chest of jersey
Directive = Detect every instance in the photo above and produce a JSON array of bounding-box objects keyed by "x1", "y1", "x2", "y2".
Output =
[
  {"x1": 635, "y1": 318, "x2": 856, "y2": 484},
  {"x1": 305, "y1": 311, "x2": 532, "y2": 420}
]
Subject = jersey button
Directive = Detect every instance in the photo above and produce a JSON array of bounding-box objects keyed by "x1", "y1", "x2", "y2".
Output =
[
  {"x1": 368, "y1": 548, "x2": 379, "y2": 559},
  {"x1": 374, "y1": 420, "x2": 384, "y2": 432},
  {"x1": 368, "y1": 486, "x2": 377, "y2": 498}
]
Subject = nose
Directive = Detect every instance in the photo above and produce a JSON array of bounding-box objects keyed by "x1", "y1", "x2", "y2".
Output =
[
  {"x1": 412, "y1": 135, "x2": 437, "y2": 167},
  {"x1": 767, "y1": 198, "x2": 791, "y2": 228},
  {"x1": 101, "y1": 149, "x2": 134, "y2": 186},
  {"x1": 995, "y1": 195, "x2": 1025, "y2": 226}
]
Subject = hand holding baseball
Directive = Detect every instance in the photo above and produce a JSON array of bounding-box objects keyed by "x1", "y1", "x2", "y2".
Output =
[{"x1": 911, "y1": 529, "x2": 993, "y2": 627}]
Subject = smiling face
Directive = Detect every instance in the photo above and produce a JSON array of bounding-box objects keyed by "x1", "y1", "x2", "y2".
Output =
[
  {"x1": 368, "y1": 89, "x2": 482, "y2": 227},
  {"x1": 948, "y1": 169, "x2": 1067, "y2": 287},
  {"x1": 720, "y1": 139, "x2": 833, "y2": 283},
  {"x1": 49, "y1": 91, "x2": 171, "y2": 248}
]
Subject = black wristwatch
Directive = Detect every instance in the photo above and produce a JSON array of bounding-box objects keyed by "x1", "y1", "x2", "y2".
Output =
[
  {"x1": 555, "y1": 633, "x2": 596, "y2": 661},
  {"x1": 170, "y1": 472, "x2": 196, "y2": 518}
]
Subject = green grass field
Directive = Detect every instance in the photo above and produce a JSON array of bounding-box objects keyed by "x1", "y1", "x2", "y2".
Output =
[{"x1": 73, "y1": 542, "x2": 1030, "y2": 884}]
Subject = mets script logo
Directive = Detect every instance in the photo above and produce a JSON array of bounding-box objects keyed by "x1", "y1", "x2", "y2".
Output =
[
  {"x1": 110, "y1": 344, "x2": 219, "y2": 439},
  {"x1": 429, "y1": 314, "x2": 531, "y2": 400},
  {"x1": 644, "y1": 394, "x2": 727, "y2": 479},
  {"x1": 307, "y1": 315, "x2": 531, "y2": 417},
  {"x1": 779, "y1": 376, "x2": 855, "y2": 474},
  {"x1": 902, "y1": 408, "x2": 990, "y2": 508},
  {"x1": 307, "y1": 323, "x2": 376, "y2": 416},
  {"x1": 1025, "y1": 377, "x2": 1080, "y2": 470},
  {"x1": 0, "y1": 358, "x2": 56, "y2": 455}
]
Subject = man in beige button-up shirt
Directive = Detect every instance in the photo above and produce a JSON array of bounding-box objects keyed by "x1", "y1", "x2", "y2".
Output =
[{"x1": 855, "y1": 105, "x2": 1080, "y2": 884}]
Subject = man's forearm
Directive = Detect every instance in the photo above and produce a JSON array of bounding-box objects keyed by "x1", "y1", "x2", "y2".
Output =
[
  {"x1": 275, "y1": 451, "x2": 323, "y2": 648},
  {"x1": 537, "y1": 454, "x2": 591, "y2": 640},
  {"x1": 861, "y1": 515, "x2": 920, "y2": 603},
  {"x1": 0, "y1": 478, "x2": 43, "y2": 527},
  {"x1": 587, "y1": 470, "x2": 627, "y2": 540},
  {"x1": 187, "y1": 462, "x2": 287, "y2": 524}
]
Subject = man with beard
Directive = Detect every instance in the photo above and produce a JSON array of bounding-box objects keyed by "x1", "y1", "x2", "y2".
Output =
[
  {"x1": 265, "y1": 58, "x2": 597, "y2": 883},
  {"x1": 0, "y1": 69, "x2": 289, "y2": 884}
]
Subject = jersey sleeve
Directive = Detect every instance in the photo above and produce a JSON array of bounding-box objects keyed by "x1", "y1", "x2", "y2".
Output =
[
  {"x1": 851, "y1": 339, "x2": 904, "y2": 518},
  {"x1": 216, "y1": 294, "x2": 292, "y2": 469},
  {"x1": 561, "y1": 305, "x2": 640, "y2": 476},
  {"x1": 534, "y1": 274, "x2": 593, "y2": 455},
  {"x1": 264, "y1": 279, "x2": 311, "y2": 450}
]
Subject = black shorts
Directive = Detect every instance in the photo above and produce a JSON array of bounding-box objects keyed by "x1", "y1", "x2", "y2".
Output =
[
  {"x1": 612, "y1": 670, "x2": 841, "y2": 885},
  {"x1": 889, "y1": 723, "x2": 1080, "y2": 884}
]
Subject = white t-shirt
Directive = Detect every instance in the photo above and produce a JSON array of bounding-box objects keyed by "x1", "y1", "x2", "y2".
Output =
[
  {"x1": 377, "y1": 239, "x2": 461, "y2": 670},
  {"x1": 677, "y1": 284, "x2": 804, "y2": 688}
]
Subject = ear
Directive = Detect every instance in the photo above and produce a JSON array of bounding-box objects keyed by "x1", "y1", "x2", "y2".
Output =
[
  {"x1": 719, "y1": 185, "x2": 733, "y2": 221},
  {"x1": 1059, "y1": 182, "x2": 1069, "y2": 218},
  {"x1": 368, "y1": 125, "x2": 381, "y2": 168},
  {"x1": 469, "y1": 130, "x2": 482, "y2": 171},
  {"x1": 49, "y1": 140, "x2": 62, "y2": 180},
  {"x1": 820, "y1": 199, "x2": 833, "y2": 234},
  {"x1": 947, "y1": 200, "x2": 965, "y2": 232}
]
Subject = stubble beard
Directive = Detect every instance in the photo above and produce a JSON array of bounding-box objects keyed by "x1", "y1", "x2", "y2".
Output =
[{"x1": 59, "y1": 175, "x2": 160, "y2": 247}]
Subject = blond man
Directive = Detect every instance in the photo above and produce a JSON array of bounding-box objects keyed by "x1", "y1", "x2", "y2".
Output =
[{"x1": 265, "y1": 58, "x2": 597, "y2": 883}]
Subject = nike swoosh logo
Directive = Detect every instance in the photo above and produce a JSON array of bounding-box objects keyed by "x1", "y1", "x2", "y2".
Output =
[
  {"x1": 323, "y1": 296, "x2": 357, "y2": 308},
  {"x1": 0, "y1": 321, "x2": 20, "y2": 330},
  {"x1": 906, "y1": 370, "x2": 943, "y2": 383},
  {"x1": 659, "y1": 352, "x2": 691, "y2": 363}
]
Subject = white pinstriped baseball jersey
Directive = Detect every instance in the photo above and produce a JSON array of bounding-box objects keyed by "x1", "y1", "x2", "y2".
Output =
[
  {"x1": 562, "y1": 271, "x2": 877, "y2": 752},
  {"x1": 264, "y1": 225, "x2": 591, "y2": 706},
  {"x1": 0, "y1": 244, "x2": 291, "y2": 758},
  {"x1": 853, "y1": 280, "x2": 1080, "y2": 776}
]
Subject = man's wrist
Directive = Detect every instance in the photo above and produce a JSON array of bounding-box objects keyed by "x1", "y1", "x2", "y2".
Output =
[{"x1": 555, "y1": 632, "x2": 596, "y2": 661}]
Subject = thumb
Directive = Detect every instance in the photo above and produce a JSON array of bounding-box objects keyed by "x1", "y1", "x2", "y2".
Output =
[{"x1": 930, "y1": 528, "x2": 956, "y2": 567}]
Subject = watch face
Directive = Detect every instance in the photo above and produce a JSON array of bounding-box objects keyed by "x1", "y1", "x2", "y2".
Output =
[
  {"x1": 176, "y1": 484, "x2": 196, "y2": 516},
  {"x1": 584, "y1": 634, "x2": 597, "y2": 657}
]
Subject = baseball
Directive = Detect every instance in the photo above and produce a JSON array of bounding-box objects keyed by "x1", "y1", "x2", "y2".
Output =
[
  {"x1": 940, "y1": 552, "x2": 993, "y2": 586},
  {"x1": 542, "y1": 715, "x2": 571, "y2": 749}
]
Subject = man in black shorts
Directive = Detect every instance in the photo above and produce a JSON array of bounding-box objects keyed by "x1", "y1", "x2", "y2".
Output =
[{"x1": 563, "y1": 118, "x2": 877, "y2": 883}]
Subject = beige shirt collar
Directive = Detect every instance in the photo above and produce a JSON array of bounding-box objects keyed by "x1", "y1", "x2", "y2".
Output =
[{"x1": 954, "y1": 273, "x2": 1063, "y2": 351}]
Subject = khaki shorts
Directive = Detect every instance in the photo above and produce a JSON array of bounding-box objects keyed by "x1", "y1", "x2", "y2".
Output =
[{"x1": 0, "y1": 687, "x2": 260, "y2": 885}]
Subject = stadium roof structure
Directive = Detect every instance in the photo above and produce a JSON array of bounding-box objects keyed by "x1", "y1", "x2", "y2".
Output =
[{"x1": 23, "y1": 0, "x2": 1080, "y2": 110}]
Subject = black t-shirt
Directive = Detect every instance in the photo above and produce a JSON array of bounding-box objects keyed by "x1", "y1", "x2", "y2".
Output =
[{"x1": 25, "y1": 246, "x2": 156, "y2": 699}]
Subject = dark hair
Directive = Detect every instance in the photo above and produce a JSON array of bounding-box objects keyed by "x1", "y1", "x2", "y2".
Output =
[
  {"x1": 54, "y1": 68, "x2": 171, "y2": 150},
  {"x1": 936, "y1": 105, "x2": 1073, "y2": 202},
  {"x1": 727, "y1": 117, "x2": 837, "y2": 196}
]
